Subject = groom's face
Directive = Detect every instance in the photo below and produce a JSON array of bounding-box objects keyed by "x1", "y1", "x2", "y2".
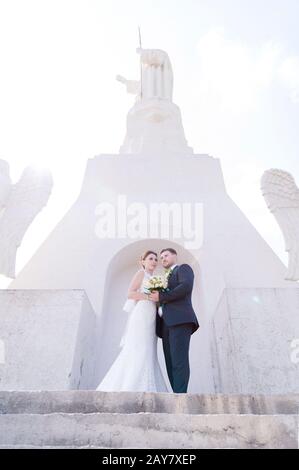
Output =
[{"x1": 160, "y1": 250, "x2": 177, "y2": 269}]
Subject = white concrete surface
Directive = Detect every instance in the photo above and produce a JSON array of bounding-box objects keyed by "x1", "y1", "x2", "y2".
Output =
[
  {"x1": 212, "y1": 288, "x2": 299, "y2": 394},
  {"x1": 1, "y1": 390, "x2": 298, "y2": 415},
  {"x1": 0, "y1": 411, "x2": 297, "y2": 448},
  {"x1": 0, "y1": 289, "x2": 96, "y2": 390}
]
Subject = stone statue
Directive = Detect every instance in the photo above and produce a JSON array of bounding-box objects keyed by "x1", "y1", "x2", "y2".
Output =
[
  {"x1": 116, "y1": 47, "x2": 192, "y2": 155},
  {"x1": 116, "y1": 47, "x2": 173, "y2": 102},
  {"x1": 261, "y1": 168, "x2": 299, "y2": 281},
  {"x1": 0, "y1": 159, "x2": 53, "y2": 278}
]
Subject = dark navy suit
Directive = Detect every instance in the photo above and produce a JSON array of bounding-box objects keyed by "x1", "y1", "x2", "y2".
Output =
[{"x1": 156, "y1": 264, "x2": 199, "y2": 393}]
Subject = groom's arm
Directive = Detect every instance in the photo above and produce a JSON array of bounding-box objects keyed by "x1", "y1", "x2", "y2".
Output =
[{"x1": 159, "y1": 264, "x2": 194, "y2": 304}]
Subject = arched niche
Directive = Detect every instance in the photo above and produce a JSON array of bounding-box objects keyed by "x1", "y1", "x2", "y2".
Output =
[{"x1": 93, "y1": 238, "x2": 205, "y2": 392}]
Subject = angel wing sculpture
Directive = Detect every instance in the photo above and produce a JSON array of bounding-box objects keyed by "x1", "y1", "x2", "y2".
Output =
[
  {"x1": 261, "y1": 168, "x2": 299, "y2": 281},
  {"x1": 0, "y1": 159, "x2": 53, "y2": 278}
]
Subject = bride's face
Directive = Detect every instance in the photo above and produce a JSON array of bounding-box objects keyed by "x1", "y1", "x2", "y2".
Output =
[{"x1": 143, "y1": 253, "x2": 158, "y2": 271}]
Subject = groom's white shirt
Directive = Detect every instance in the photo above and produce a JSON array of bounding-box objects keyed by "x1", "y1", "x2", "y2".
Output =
[{"x1": 158, "y1": 264, "x2": 178, "y2": 317}]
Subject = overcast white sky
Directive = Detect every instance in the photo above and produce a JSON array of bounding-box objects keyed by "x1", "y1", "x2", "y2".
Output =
[{"x1": 0, "y1": 0, "x2": 299, "y2": 287}]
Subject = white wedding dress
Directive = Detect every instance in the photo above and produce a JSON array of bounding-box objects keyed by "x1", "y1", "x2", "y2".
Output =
[{"x1": 96, "y1": 270, "x2": 169, "y2": 392}]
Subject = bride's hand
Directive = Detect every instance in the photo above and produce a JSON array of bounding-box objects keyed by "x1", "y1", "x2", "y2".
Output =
[{"x1": 149, "y1": 291, "x2": 159, "y2": 302}]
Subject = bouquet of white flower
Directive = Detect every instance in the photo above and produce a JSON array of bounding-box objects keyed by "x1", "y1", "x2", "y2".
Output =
[{"x1": 143, "y1": 274, "x2": 168, "y2": 293}]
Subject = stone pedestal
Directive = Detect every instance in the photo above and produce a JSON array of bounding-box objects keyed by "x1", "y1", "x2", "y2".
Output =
[
  {"x1": 212, "y1": 288, "x2": 299, "y2": 394},
  {"x1": 0, "y1": 290, "x2": 96, "y2": 390}
]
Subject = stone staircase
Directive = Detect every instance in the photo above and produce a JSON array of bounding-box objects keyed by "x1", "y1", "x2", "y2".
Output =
[{"x1": 0, "y1": 391, "x2": 298, "y2": 448}]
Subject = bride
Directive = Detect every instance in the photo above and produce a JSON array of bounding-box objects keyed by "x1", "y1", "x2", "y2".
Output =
[{"x1": 96, "y1": 250, "x2": 169, "y2": 392}]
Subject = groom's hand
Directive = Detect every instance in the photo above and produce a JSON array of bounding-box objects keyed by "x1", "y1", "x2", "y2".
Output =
[{"x1": 149, "y1": 291, "x2": 159, "y2": 302}]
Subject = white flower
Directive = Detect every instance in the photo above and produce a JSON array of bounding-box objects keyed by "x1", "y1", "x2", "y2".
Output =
[{"x1": 143, "y1": 274, "x2": 168, "y2": 293}]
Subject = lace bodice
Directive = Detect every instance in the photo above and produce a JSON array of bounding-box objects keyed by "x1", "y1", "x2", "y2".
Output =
[{"x1": 123, "y1": 270, "x2": 153, "y2": 313}]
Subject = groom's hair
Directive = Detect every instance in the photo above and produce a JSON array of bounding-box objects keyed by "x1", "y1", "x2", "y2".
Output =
[{"x1": 160, "y1": 248, "x2": 177, "y2": 255}]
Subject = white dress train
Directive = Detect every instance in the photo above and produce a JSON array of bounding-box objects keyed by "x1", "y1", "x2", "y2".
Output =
[{"x1": 96, "y1": 270, "x2": 169, "y2": 392}]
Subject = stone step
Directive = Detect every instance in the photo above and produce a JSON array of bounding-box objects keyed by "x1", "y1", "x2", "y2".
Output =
[
  {"x1": 1, "y1": 391, "x2": 298, "y2": 415},
  {"x1": 0, "y1": 412, "x2": 298, "y2": 449}
]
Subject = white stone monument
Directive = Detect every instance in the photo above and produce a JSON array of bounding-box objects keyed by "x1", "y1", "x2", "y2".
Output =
[
  {"x1": 2, "y1": 47, "x2": 299, "y2": 394},
  {"x1": 116, "y1": 47, "x2": 193, "y2": 154}
]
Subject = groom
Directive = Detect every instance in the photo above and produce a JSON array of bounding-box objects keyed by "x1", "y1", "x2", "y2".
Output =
[{"x1": 149, "y1": 248, "x2": 199, "y2": 393}]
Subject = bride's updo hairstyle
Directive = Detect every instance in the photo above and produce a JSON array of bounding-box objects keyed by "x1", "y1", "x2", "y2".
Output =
[{"x1": 140, "y1": 250, "x2": 158, "y2": 269}]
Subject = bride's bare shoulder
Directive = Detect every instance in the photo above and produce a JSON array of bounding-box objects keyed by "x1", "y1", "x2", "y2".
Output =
[
  {"x1": 132, "y1": 269, "x2": 145, "y2": 280},
  {"x1": 128, "y1": 269, "x2": 145, "y2": 291}
]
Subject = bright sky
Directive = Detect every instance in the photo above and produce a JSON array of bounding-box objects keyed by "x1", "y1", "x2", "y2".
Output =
[{"x1": 1, "y1": 0, "x2": 299, "y2": 287}]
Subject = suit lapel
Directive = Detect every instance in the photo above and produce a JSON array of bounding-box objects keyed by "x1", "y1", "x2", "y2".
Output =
[{"x1": 168, "y1": 265, "x2": 178, "y2": 285}]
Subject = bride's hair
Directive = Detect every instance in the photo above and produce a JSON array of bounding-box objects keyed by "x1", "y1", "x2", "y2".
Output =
[{"x1": 140, "y1": 250, "x2": 158, "y2": 269}]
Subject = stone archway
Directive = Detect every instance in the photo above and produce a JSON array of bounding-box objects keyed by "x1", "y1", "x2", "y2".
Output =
[{"x1": 93, "y1": 238, "x2": 204, "y2": 391}]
